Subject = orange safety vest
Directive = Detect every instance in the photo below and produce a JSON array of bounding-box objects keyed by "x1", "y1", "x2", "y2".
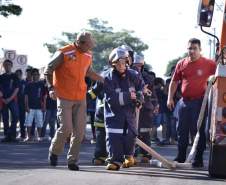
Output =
[{"x1": 53, "y1": 44, "x2": 92, "y2": 100}]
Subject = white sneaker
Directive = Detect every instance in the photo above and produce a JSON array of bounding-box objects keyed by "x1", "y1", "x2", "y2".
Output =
[
  {"x1": 24, "y1": 137, "x2": 33, "y2": 142},
  {"x1": 37, "y1": 137, "x2": 44, "y2": 142}
]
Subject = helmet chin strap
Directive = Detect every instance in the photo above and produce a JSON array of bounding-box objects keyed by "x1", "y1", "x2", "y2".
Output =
[{"x1": 114, "y1": 67, "x2": 127, "y2": 78}]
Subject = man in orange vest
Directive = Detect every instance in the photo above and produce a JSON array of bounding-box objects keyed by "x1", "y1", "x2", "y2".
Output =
[{"x1": 44, "y1": 31, "x2": 103, "y2": 171}]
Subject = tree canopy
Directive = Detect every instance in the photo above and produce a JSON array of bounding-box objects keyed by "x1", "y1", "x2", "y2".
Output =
[
  {"x1": 164, "y1": 53, "x2": 187, "y2": 76},
  {"x1": 44, "y1": 18, "x2": 149, "y2": 72},
  {"x1": 0, "y1": 1, "x2": 22, "y2": 17}
]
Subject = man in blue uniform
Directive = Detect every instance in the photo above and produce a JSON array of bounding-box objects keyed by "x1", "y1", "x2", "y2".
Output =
[
  {"x1": 88, "y1": 78, "x2": 108, "y2": 165},
  {"x1": 132, "y1": 54, "x2": 156, "y2": 163}
]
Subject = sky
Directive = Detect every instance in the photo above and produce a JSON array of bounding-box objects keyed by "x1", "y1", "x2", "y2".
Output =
[{"x1": 0, "y1": 0, "x2": 225, "y2": 77}]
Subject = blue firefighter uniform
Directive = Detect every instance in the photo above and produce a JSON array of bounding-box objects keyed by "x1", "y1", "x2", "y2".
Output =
[
  {"x1": 137, "y1": 71, "x2": 157, "y2": 161},
  {"x1": 132, "y1": 55, "x2": 158, "y2": 162},
  {"x1": 103, "y1": 68, "x2": 143, "y2": 166},
  {"x1": 88, "y1": 80, "x2": 108, "y2": 164}
]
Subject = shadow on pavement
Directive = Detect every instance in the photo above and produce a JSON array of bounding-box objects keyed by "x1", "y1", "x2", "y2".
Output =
[{"x1": 80, "y1": 165, "x2": 226, "y2": 182}]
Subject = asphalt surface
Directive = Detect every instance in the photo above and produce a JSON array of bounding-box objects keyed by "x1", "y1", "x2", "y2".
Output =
[{"x1": 0, "y1": 127, "x2": 225, "y2": 185}]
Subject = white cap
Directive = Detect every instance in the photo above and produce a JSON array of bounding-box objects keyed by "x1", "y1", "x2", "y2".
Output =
[{"x1": 133, "y1": 53, "x2": 144, "y2": 65}]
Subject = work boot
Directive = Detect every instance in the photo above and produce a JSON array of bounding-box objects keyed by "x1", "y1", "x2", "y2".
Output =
[
  {"x1": 1, "y1": 136, "x2": 12, "y2": 143},
  {"x1": 68, "y1": 163, "x2": 79, "y2": 171},
  {"x1": 158, "y1": 139, "x2": 170, "y2": 146},
  {"x1": 106, "y1": 163, "x2": 120, "y2": 171},
  {"x1": 192, "y1": 160, "x2": 204, "y2": 168},
  {"x1": 192, "y1": 150, "x2": 204, "y2": 168},
  {"x1": 174, "y1": 148, "x2": 186, "y2": 163},
  {"x1": 174, "y1": 156, "x2": 186, "y2": 163},
  {"x1": 122, "y1": 156, "x2": 135, "y2": 168},
  {"x1": 92, "y1": 157, "x2": 106, "y2": 165},
  {"x1": 140, "y1": 156, "x2": 151, "y2": 164},
  {"x1": 170, "y1": 138, "x2": 177, "y2": 145},
  {"x1": 48, "y1": 152, "x2": 58, "y2": 166}
]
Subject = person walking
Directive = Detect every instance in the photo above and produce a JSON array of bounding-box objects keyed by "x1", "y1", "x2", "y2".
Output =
[{"x1": 45, "y1": 31, "x2": 103, "y2": 171}]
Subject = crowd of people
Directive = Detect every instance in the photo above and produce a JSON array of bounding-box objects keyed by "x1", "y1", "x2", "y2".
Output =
[
  {"x1": 0, "y1": 31, "x2": 216, "y2": 171},
  {"x1": 0, "y1": 60, "x2": 58, "y2": 143}
]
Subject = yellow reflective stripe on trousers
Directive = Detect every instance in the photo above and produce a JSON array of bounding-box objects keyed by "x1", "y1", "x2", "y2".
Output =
[{"x1": 94, "y1": 122, "x2": 105, "y2": 128}]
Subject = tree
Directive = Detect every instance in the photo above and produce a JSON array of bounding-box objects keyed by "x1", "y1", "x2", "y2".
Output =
[
  {"x1": 164, "y1": 53, "x2": 187, "y2": 76},
  {"x1": 0, "y1": 0, "x2": 22, "y2": 17},
  {"x1": 44, "y1": 18, "x2": 149, "y2": 72},
  {"x1": 144, "y1": 63, "x2": 152, "y2": 71}
]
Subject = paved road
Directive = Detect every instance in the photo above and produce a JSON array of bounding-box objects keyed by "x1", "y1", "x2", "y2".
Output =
[{"x1": 0, "y1": 130, "x2": 225, "y2": 185}]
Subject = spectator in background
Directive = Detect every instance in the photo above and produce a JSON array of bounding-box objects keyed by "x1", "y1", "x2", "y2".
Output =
[
  {"x1": 146, "y1": 71, "x2": 156, "y2": 86},
  {"x1": 25, "y1": 67, "x2": 37, "y2": 138},
  {"x1": 0, "y1": 87, "x2": 3, "y2": 127},
  {"x1": 41, "y1": 86, "x2": 57, "y2": 141},
  {"x1": 15, "y1": 69, "x2": 27, "y2": 140},
  {"x1": 168, "y1": 66, "x2": 181, "y2": 144},
  {"x1": 24, "y1": 68, "x2": 46, "y2": 142},
  {"x1": 151, "y1": 77, "x2": 167, "y2": 144},
  {"x1": 159, "y1": 78, "x2": 177, "y2": 145},
  {"x1": 0, "y1": 59, "x2": 19, "y2": 143},
  {"x1": 25, "y1": 67, "x2": 33, "y2": 82}
]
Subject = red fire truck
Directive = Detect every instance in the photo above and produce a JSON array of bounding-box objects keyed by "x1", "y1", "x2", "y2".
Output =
[{"x1": 197, "y1": 0, "x2": 226, "y2": 178}]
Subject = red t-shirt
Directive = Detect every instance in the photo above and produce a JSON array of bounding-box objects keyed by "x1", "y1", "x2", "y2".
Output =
[{"x1": 172, "y1": 56, "x2": 216, "y2": 99}]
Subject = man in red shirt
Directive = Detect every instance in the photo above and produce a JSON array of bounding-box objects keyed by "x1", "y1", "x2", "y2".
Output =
[{"x1": 167, "y1": 38, "x2": 216, "y2": 168}]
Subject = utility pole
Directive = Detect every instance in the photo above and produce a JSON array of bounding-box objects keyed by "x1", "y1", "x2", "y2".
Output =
[
  {"x1": 209, "y1": 38, "x2": 213, "y2": 59},
  {"x1": 213, "y1": 27, "x2": 216, "y2": 58}
]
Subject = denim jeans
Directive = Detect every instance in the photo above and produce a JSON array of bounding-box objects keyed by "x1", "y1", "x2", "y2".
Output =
[
  {"x1": 2, "y1": 101, "x2": 19, "y2": 139},
  {"x1": 177, "y1": 98, "x2": 206, "y2": 153},
  {"x1": 41, "y1": 109, "x2": 57, "y2": 138}
]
